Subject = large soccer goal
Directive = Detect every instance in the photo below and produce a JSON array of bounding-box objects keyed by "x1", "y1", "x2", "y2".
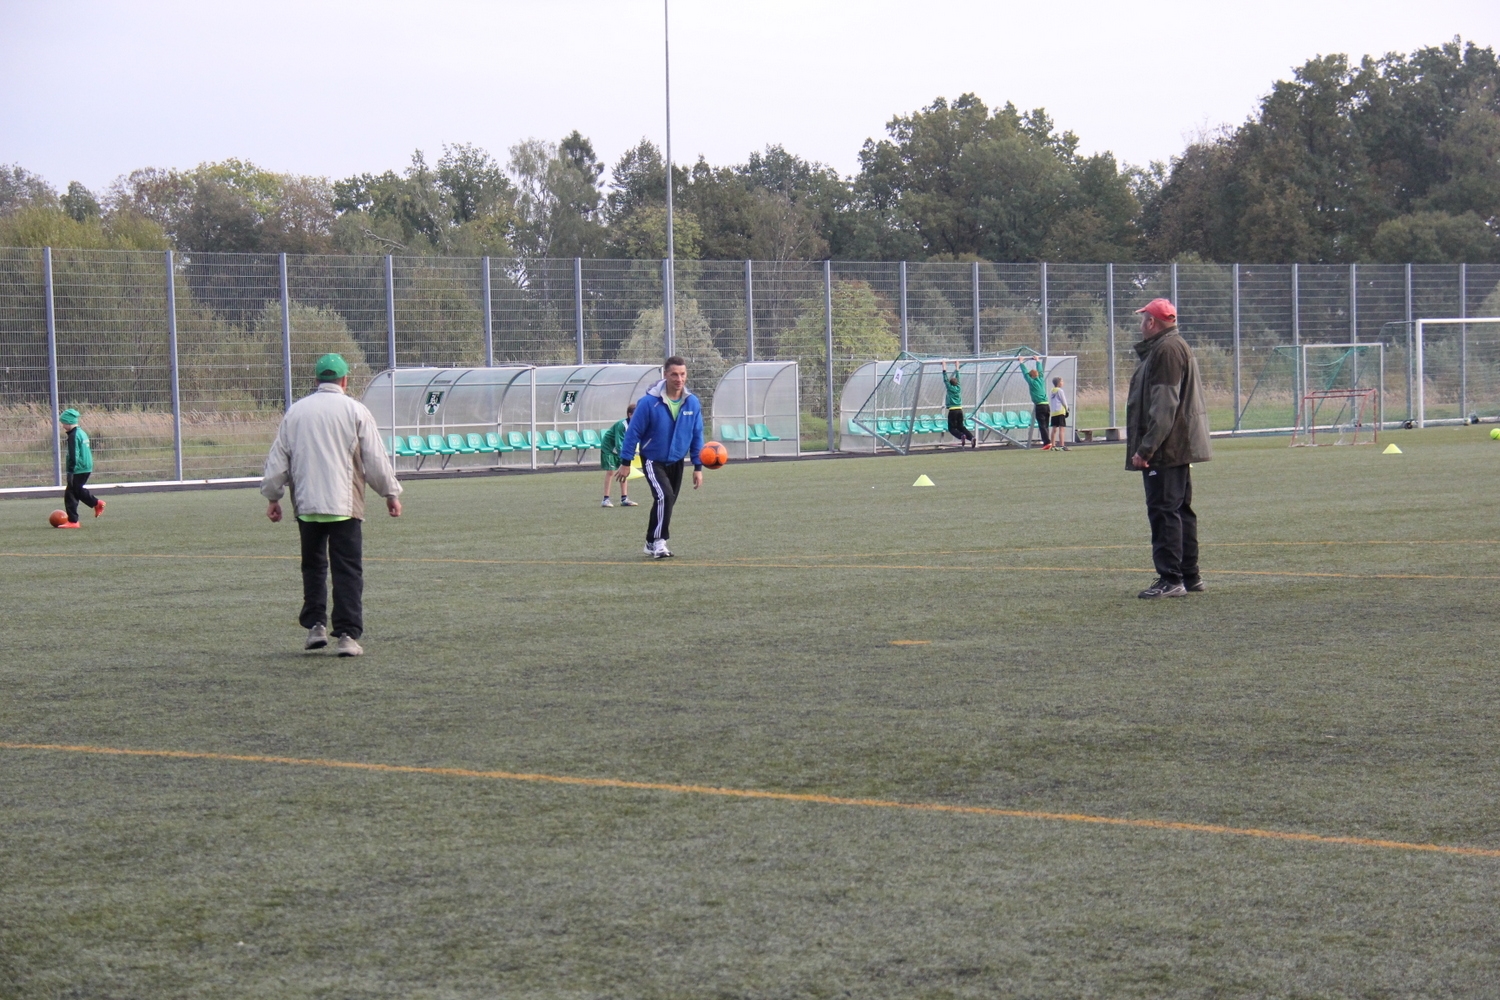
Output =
[
  {"x1": 1414, "y1": 317, "x2": 1500, "y2": 428},
  {"x1": 1286, "y1": 343, "x2": 1385, "y2": 446}
]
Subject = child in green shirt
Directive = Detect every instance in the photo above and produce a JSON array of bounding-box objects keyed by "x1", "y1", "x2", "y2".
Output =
[
  {"x1": 57, "y1": 407, "x2": 104, "y2": 527},
  {"x1": 941, "y1": 362, "x2": 976, "y2": 448},
  {"x1": 598, "y1": 403, "x2": 638, "y2": 507},
  {"x1": 1022, "y1": 361, "x2": 1051, "y2": 449}
]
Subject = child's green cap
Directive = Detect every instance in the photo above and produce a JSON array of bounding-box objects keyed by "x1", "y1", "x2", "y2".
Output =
[
  {"x1": 59, "y1": 408, "x2": 80, "y2": 425},
  {"x1": 314, "y1": 354, "x2": 349, "y2": 380}
]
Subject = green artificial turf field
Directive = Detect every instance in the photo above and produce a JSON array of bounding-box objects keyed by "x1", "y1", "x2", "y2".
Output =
[{"x1": 2, "y1": 427, "x2": 1499, "y2": 998}]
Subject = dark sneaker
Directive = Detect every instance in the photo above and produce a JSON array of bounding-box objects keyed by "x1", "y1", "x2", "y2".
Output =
[
  {"x1": 1184, "y1": 578, "x2": 1206, "y2": 593},
  {"x1": 305, "y1": 624, "x2": 329, "y2": 650},
  {"x1": 1138, "y1": 578, "x2": 1188, "y2": 599},
  {"x1": 336, "y1": 634, "x2": 363, "y2": 657}
]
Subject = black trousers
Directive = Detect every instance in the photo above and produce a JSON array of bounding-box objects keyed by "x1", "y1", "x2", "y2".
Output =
[
  {"x1": 643, "y1": 458, "x2": 683, "y2": 543},
  {"x1": 946, "y1": 408, "x2": 974, "y2": 442},
  {"x1": 63, "y1": 473, "x2": 98, "y2": 523},
  {"x1": 1142, "y1": 464, "x2": 1199, "y2": 585},
  {"x1": 297, "y1": 518, "x2": 364, "y2": 639},
  {"x1": 1033, "y1": 404, "x2": 1051, "y2": 443}
]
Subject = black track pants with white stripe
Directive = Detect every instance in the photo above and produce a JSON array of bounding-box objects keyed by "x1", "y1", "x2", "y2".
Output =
[{"x1": 643, "y1": 458, "x2": 684, "y2": 543}]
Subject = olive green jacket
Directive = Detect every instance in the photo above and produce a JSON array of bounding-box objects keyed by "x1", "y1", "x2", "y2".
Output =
[{"x1": 1125, "y1": 327, "x2": 1212, "y2": 469}]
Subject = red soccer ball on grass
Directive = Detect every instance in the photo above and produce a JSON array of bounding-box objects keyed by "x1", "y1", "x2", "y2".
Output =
[
  {"x1": 48, "y1": 510, "x2": 68, "y2": 527},
  {"x1": 699, "y1": 441, "x2": 728, "y2": 469}
]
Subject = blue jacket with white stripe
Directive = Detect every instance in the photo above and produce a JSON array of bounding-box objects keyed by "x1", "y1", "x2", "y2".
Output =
[{"x1": 619, "y1": 379, "x2": 705, "y2": 469}]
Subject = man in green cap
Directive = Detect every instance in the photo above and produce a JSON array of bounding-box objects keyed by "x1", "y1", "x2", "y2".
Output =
[
  {"x1": 57, "y1": 407, "x2": 103, "y2": 527},
  {"x1": 261, "y1": 354, "x2": 403, "y2": 657}
]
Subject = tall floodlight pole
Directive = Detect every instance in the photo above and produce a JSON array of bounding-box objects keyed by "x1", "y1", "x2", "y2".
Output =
[{"x1": 662, "y1": 0, "x2": 676, "y2": 360}]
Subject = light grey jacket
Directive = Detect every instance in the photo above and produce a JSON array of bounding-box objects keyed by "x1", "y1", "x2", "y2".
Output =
[{"x1": 261, "y1": 383, "x2": 402, "y2": 518}]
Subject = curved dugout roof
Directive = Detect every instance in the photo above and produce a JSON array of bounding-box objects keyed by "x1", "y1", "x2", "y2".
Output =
[{"x1": 364, "y1": 364, "x2": 662, "y2": 471}]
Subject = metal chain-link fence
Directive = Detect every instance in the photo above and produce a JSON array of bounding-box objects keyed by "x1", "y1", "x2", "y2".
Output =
[{"x1": 2, "y1": 248, "x2": 1497, "y2": 487}]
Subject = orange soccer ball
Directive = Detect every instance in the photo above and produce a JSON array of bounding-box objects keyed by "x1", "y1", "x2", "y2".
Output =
[
  {"x1": 48, "y1": 510, "x2": 68, "y2": 527},
  {"x1": 699, "y1": 441, "x2": 728, "y2": 469}
]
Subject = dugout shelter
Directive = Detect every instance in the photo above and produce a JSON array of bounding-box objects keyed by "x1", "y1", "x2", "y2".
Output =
[
  {"x1": 709, "y1": 362, "x2": 800, "y2": 460},
  {"x1": 365, "y1": 364, "x2": 662, "y2": 471},
  {"x1": 840, "y1": 351, "x2": 1078, "y2": 455}
]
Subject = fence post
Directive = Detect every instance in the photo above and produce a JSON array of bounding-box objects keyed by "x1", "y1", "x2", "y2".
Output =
[
  {"x1": 899, "y1": 261, "x2": 909, "y2": 354},
  {"x1": 971, "y1": 261, "x2": 981, "y2": 355},
  {"x1": 574, "y1": 257, "x2": 584, "y2": 365},
  {"x1": 1170, "y1": 262, "x2": 1178, "y2": 308},
  {"x1": 1039, "y1": 261, "x2": 1049, "y2": 357},
  {"x1": 43, "y1": 247, "x2": 61, "y2": 487},
  {"x1": 744, "y1": 259, "x2": 755, "y2": 362},
  {"x1": 1106, "y1": 262, "x2": 1116, "y2": 427},
  {"x1": 1460, "y1": 263, "x2": 1468, "y2": 421},
  {"x1": 1404, "y1": 263, "x2": 1413, "y2": 421},
  {"x1": 662, "y1": 258, "x2": 674, "y2": 359},
  {"x1": 481, "y1": 256, "x2": 494, "y2": 367},
  {"x1": 279, "y1": 253, "x2": 292, "y2": 411},
  {"x1": 1291, "y1": 263, "x2": 1301, "y2": 421},
  {"x1": 1232, "y1": 263, "x2": 1241, "y2": 432},
  {"x1": 824, "y1": 259, "x2": 835, "y2": 453},
  {"x1": 165, "y1": 250, "x2": 183, "y2": 481},
  {"x1": 384, "y1": 255, "x2": 397, "y2": 370}
]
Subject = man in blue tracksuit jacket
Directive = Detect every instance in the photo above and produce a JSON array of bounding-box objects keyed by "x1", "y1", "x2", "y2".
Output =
[{"x1": 615, "y1": 355, "x2": 704, "y2": 558}]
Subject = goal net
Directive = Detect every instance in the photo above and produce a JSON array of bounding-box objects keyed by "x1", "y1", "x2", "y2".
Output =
[{"x1": 1287, "y1": 343, "x2": 1384, "y2": 446}]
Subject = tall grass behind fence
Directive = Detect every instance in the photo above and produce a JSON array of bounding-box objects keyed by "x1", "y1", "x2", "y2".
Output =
[{"x1": 1, "y1": 249, "x2": 1497, "y2": 487}]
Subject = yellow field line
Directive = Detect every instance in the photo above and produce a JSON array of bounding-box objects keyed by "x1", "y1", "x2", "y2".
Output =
[
  {"x1": 1, "y1": 551, "x2": 1494, "y2": 582},
  {"x1": 3, "y1": 740, "x2": 1495, "y2": 860}
]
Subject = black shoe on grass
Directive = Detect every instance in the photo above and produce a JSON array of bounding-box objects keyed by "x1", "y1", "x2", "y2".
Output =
[
  {"x1": 1184, "y1": 578, "x2": 1205, "y2": 592},
  {"x1": 1138, "y1": 578, "x2": 1188, "y2": 599}
]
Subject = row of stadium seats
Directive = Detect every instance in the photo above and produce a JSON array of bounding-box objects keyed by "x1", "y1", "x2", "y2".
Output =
[
  {"x1": 846, "y1": 410, "x2": 1041, "y2": 439},
  {"x1": 717, "y1": 423, "x2": 782, "y2": 442},
  {"x1": 390, "y1": 429, "x2": 607, "y2": 469}
]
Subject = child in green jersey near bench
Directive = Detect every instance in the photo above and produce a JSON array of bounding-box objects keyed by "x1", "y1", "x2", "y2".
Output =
[
  {"x1": 940, "y1": 361, "x2": 976, "y2": 448},
  {"x1": 599, "y1": 402, "x2": 638, "y2": 507}
]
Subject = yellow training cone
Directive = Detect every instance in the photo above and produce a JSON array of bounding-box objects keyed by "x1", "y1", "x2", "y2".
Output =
[
  {"x1": 1382, "y1": 443, "x2": 1402, "y2": 454},
  {"x1": 913, "y1": 474, "x2": 935, "y2": 487},
  {"x1": 627, "y1": 456, "x2": 645, "y2": 480}
]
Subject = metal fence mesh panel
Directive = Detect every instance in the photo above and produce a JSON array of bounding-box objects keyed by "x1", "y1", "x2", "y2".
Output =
[
  {"x1": 0, "y1": 248, "x2": 48, "y2": 484},
  {"x1": 175, "y1": 252, "x2": 283, "y2": 478},
  {"x1": 2, "y1": 248, "x2": 1497, "y2": 487}
]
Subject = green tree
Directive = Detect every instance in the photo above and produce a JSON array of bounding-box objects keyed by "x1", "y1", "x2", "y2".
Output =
[{"x1": 776, "y1": 280, "x2": 899, "y2": 414}]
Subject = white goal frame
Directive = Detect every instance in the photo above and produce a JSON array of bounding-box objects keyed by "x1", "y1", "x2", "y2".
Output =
[{"x1": 1415, "y1": 317, "x2": 1500, "y2": 429}]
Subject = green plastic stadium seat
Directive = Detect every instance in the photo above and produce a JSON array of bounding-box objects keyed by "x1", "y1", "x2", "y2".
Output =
[
  {"x1": 408, "y1": 434, "x2": 431, "y2": 454},
  {"x1": 913, "y1": 415, "x2": 931, "y2": 434},
  {"x1": 753, "y1": 423, "x2": 781, "y2": 441},
  {"x1": 746, "y1": 424, "x2": 766, "y2": 442},
  {"x1": 543, "y1": 429, "x2": 565, "y2": 450},
  {"x1": 448, "y1": 433, "x2": 478, "y2": 454},
  {"x1": 507, "y1": 431, "x2": 528, "y2": 451},
  {"x1": 875, "y1": 418, "x2": 893, "y2": 436},
  {"x1": 526, "y1": 432, "x2": 555, "y2": 451},
  {"x1": 580, "y1": 428, "x2": 603, "y2": 449},
  {"x1": 845, "y1": 419, "x2": 870, "y2": 436},
  {"x1": 427, "y1": 434, "x2": 455, "y2": 455},
  {"x1": 465, "y1": 433, "x2": 487, "y2": 454},
  {"x1": 390, "y1": 436, "x2": 417, "y2": 457},
  {"x1": 486, "y1": 432, "x2": 514, "y2": 453},
  {"x1": 720, "y1": 424, "x2": 744, "y2": 442},
  {"x1": 887, "y1": 418, "x2": 907, "y2": 436},
  {"x1": 561, "y1": 430, "x2": 588, "y2": 462}
]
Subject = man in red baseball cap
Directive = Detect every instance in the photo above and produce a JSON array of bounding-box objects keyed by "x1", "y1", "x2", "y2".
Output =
[{"x1": 1126, "y1": 298, "x2": 1212, "y2": 598}]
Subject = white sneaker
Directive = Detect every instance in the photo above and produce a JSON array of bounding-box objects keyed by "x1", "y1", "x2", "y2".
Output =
[
  {"x1": 336, "y1": 634, "x2": 363, "y2": 657},
  {"x1": 644, "y1": 542, "x2": 656, "y2": 556},
  {"x1": 304, "y1": 624, "x2": 328, "y2": 650},
  {"x1": 653, "y1": 541, "x2": 673, "y2": 559},
  {"x1": 601, "y1": 498, "x2": 613, "y2": 507}
]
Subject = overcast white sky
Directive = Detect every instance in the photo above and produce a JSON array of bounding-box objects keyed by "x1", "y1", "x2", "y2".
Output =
[{"x1": 2, "y1": 0, "x2": 1497, "y2": 195}]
